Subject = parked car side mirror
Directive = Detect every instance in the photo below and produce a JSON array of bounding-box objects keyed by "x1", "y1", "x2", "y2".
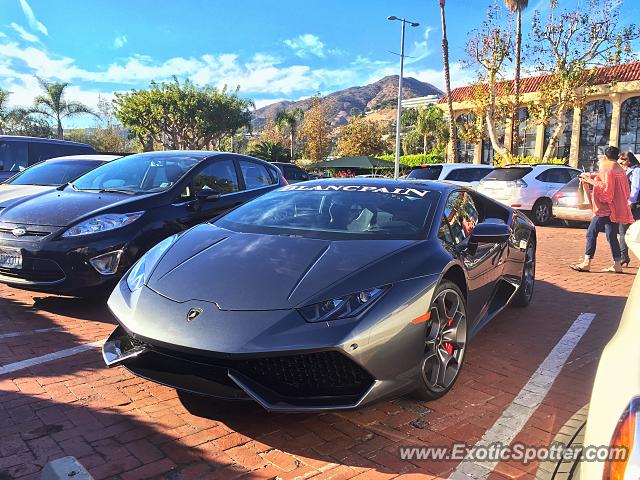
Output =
[
  {"x1": 195, "y1": 189, "x2": 221, "y2": 202},
  {"x1": 469, "y1": 222, "x2": 510, "y2": 244}
]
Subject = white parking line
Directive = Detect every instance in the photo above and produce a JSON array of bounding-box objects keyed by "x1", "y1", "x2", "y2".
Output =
[
  {"x1": 0, "y1": 340, "x2": 103, "y2": 376},
  {"x1": 0, "y1": 327, "x2": 65, "y2": 340},
  {"x1": 449, "y1": 312, "x2": 596, "y2": 480}
]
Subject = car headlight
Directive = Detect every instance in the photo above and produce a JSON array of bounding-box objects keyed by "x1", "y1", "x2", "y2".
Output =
[
  {"x1": 126, "y1": 235, "x2": 178, "y2": 292},
  {"x1": 62, "y1": 212, "x2": 144, "y2": 238},
  {"x1": 298, "y1": 286, "x2": 389, "y2": 323}
]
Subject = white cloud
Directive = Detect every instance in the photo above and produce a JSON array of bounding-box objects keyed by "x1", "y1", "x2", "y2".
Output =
[
  {"x1": 284, "y1": 34, "x2": 328, "y2": 58},
  {"x1": 406, "y1": 27, "x2": 434, "y2": 65},
  {"x1": 113, "y1": 34, "x2": 127, "y2": 49},
  {"x1": 0, "y1": 32, "x2": 7, "y2": 38},
  {"x1": 10, "y1": 22, "x2": 39, "y2": 43},
  {"x1": 18, "y1": 0, "x2": 48, "y2": 35}
]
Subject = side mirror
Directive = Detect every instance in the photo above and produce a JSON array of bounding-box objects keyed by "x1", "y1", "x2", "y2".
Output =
[
  {"x1": 195, "y1": 189, "x2": 221, "y2": 202},
  {"x1": 469, "y1": 222, "x2": 510, "y2": 244}
]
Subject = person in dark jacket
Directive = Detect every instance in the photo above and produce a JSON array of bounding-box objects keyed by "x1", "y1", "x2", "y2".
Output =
[{"x1": 619, "y1": 151, "x2": 640, "y2": 266}]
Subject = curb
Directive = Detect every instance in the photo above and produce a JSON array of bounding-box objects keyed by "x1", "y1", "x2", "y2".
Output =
[{"x1": 41, "y1": 457, "x2": 93, "y2": 480}]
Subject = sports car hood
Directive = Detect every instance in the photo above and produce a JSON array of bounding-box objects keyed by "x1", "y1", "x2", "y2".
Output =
[
  {"x1": 0, "y1": 185, "x2": 54, "y2": 209},
  {"x1": 147, "y1": 223, "x2": 419, "y2": 310},
  {"x1": 0, "y1": 188, "x2": 153, "y2": 227}
]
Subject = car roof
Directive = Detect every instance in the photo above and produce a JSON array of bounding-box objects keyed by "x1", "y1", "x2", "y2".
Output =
[
  {"x1": 307, "y1": 177, "x2": 454, "y2": 193},
  {"x1": 0, "y1": 135, "x2": 93, "y2": 148},
  {"x1": 414, "y1": 163, "x2": 493, "y2": 169},
  {"x1": 44, "y1": 154, "x2": 121, "y2": 162},
  {"x1": 500, "y1": 163, "x2": 576, "y2": 169}
]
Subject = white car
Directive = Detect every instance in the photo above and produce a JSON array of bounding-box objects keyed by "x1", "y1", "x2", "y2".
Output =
[
  {"x1": 477, "y1": 164, "x2": 581, "y2": 225},
  {"x1": 536, "y1": 220, "x2": 640, "y2": 479},
  {"x1": 405, "y1": 163, "x2": 494, "y2": 188}
]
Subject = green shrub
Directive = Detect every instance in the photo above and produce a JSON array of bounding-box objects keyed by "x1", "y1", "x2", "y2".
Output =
[
  {"x1": 377, "y1": 152, "x2": 444, "y2": 167},
  {"x1": 493, "y1": 153, "x2": 567, "y2": 167}
]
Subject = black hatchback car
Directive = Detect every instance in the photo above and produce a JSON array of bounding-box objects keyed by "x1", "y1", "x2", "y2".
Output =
[{"x1": 0, "y1": 151, "x2": 285, "y2": 295}]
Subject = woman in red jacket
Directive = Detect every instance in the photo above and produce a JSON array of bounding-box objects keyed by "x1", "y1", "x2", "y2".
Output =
[{"x1": 570, "y1": 146, "x2": 634, "y2": 273}]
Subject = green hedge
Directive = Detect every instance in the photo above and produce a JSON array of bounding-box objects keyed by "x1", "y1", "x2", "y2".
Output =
[{"x1": 377, "y1": 152, "x2": 444, "y2": 167}]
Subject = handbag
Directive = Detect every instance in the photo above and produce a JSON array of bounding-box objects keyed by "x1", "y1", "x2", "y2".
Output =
[{"x1": 576, "y1": 180, "x2": 593, "y2": 210}]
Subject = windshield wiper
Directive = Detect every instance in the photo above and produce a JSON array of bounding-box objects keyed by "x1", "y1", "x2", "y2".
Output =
[{"x1": 98, "y1": 188, "x2": 137, "y2": 195}]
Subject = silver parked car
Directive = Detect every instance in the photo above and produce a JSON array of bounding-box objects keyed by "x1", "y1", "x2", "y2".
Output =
[
  {"x1": 406, "y1": 163, "x2": 494, "y2": 189},
  {"x1": 551, "y1": 177, "x2": 592, "y2": 225},
  {"x1": 477, "y1": 164, "x2": 581, "y2": 225}
]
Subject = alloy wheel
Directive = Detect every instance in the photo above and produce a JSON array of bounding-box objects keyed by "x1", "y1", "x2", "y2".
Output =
[
  {"x1": 534, "y1": 203, "x2": 551, "y2": 224},
  {"x1": 523, "y1": 242, "x2": 536, "y2": 299},
  {"x1": 421, "y1": 288, "x2": 467, "y2": 393}
]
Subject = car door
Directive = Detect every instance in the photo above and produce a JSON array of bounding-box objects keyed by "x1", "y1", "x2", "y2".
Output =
[
  {"x1": 535, "y1": 167, "x2": 574, "y2": 198},
  {"x1": 237, "y1": 158, "x2": 281, "y2": 202},
  {"x1": 441, "y1": 190, "x2": 503, "y2": 325},
  {"x1": 178, "y1": 157, "x2": 247, "y2": 227}
]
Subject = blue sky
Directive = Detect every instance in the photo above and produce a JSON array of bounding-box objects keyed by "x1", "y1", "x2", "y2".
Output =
[{"x1": 1, "y1": 0, "x2": 639, "y2": 127}]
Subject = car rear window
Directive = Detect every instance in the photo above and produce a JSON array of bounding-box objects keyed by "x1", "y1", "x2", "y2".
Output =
[
  {"x1": 482, "y1": 167, "x2": 532, "y2": 181},
  {"x1": 8, "y1": 160, "x2": 103, "y2": 186},
  {"x1": 444, "y1": 168, "x2": 493, "y2": 182},
  {"x1": 215, "y1": 183, "x2": 438, "y2": 240},
  {"x1": 407, "y1": 165, "x2": 443, "y2": 180}
]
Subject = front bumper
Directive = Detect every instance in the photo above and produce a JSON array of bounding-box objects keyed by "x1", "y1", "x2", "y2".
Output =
[
  {"x1": 105, "y1": 276, "x2": 439, "y2": 412},
  {"x1": 0, "y1": 223, "x2": 133, "y2": 294}
]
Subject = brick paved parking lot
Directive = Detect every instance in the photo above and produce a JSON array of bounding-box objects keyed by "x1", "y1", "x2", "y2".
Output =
[{"x1": 0, "y1": 226, "x2": 635, "y2": 480}]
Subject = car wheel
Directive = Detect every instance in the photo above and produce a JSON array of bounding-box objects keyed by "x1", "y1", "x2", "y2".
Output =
[
  {"x1": 413, "y1": 281, "x2": 468, "y2": 400},
  {"x1": 535, "y1": 404, "x2": 588, "y2": 479},
  {"x1": 531, "y1": 198, "x2": 553, "y2": 225},
  {"x1": 512, "y1": 238, "x2": 536, "y2": 308}
]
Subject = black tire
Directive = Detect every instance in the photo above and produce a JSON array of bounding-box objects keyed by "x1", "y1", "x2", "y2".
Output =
[
  {"x1": 535, "y1": 404, "x2": 588, "y2": 480},
  {"x1": 531, "y1": 198, "x2": 553, "y2": 225},
  {"x1": 412, "y1": 280, "x2": 468, "y2": 401},
  {"x1": 512, "y1": 237, "x2": 536, "y2": 308}
]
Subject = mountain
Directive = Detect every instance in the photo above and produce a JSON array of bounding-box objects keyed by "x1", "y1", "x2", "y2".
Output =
[{"x1": 252, "y1": 76, "x2": 443, "y2": 129}]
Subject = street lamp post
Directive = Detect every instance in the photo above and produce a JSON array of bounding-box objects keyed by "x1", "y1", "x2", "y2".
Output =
[{"x1": 388, "y1": 16, "x2": 419, "y2": 180}]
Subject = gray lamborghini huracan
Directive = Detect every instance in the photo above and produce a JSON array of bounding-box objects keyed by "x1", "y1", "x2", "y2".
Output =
[{"x1": 103, "y1": 178, "x2": 536, "y2": 412}]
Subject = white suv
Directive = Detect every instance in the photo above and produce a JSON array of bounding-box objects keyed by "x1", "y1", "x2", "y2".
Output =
[
  {"x1": 406, "y1": 163, "x2": 494, "y2": 188},
  {"x1": 476, "y1": 164, "x2": 581, "y2": 225}
]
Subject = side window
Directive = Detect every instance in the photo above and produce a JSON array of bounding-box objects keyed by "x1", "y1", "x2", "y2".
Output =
[
  {"x1": 28, "y1": 142, "x2": 61, "y2": 166},
  {"x1": 438, "y1": 216, "x2": 454, "y2": 244},
  {"x1": 568, "y1": 169, "x2": 581, "y2": 180},
  {"x1": 239, "y1": 160, "x2": 275, "y2": 189},
  {"x1": 192, "y1": 159, "x2": 239, "y2": 195},
  {"x1": 0, "y1": 141, "x2": 29, "y2": 172},
  {"x1": 537, "y1": 168, "x2": 571, "y2": 184},
  {"x1": 443, "y1": 191, "x2": 480, "y2": 244}
]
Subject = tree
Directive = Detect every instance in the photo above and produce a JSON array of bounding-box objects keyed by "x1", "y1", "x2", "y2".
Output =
[
  {"x1": 31, "y1": 77, "x2": 96, "y2": 139},
  {"x1": 0, "y1": 89, "x2": 13, "y2": 134},
  {"x1": 504, "y1": 0, "x2": 529, "y2": 154},
  {"x1": 528, "y1": 0, "x2": 639, "y2": 162},
  {"x1": 114, "y1": 77, "x2": 253, "y2": 151},
  {"x1": 275, "y1": 107, "x2": 304, "y2": 160},
  {"x1": 336, "y1": 116, "x2": 389, "y2": 157},
  {"x1": 402, "y1": 129, "x2": 422, "y2": 155},
  {"x1": 298, "y1": 95, "x2": 332, "y2": 163},
  {"x1": 439, "y1": 0, "x2": 458, "y2": 163},
  {"x1": 466, "y1": 2, "x2": 513, "y2": 158},
  {"x1": 413, "y1": 106, "x2": 449, "y2": 153},
  {"x1": 249, "y1": 141, "x2": 291, "y2": 162},
  {"x1": 1, "y1": 90, "x2": 53, "y2": 137}
]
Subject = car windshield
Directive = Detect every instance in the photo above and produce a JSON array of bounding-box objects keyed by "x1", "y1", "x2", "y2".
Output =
[
  {"x1": 71, "y1": 153, "x2": 201, "y2": 194},
  {"x1": 407, "y1": 166, "x2": 443, "y2": 180},
  {"x1": 483, "y1": 167, "x2": 532, "y2": 181},
  {"x1": 215, "y1": 183, "x2": 437, "y2": 240},
  {"x1": 7, "y1": 160, "x2": 103, "y2": 186}
]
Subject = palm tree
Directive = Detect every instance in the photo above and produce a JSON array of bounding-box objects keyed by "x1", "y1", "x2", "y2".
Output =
[
  {"x1": 274, "y1": 107, "x2": 304, "y2": 160},
  {"x1": 439, "y1": 0, "x2": 458, "y2": 163},
  {"x1": 414, "y1": 106, "x2": 449, "y2": 153},
  {"x1": 505, "y1": 0, "x2": 529, "y2": 154},
  {"x1": 249, "y1": 141, "x2": 291, "y2": 163},
  {"x1": 31, "y1": 77, "x2": 96, "y2": 139}
]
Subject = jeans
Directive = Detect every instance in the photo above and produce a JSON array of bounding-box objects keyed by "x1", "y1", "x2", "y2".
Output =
[
  {"x1": 586, "y1": 215, "x2": 621, "y2": 261},
  {"x1": 619, "y1": 205, "x2": 640, "y2": 256}
]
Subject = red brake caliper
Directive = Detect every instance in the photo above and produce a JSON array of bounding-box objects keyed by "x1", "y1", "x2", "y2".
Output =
[{"x1": 443, "y1": 308, "x2": 454, "y2": 355}]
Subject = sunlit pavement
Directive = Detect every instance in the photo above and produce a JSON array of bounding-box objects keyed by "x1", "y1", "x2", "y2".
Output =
[{"x1": 0, "y1": 226, "x2": 635, "y2": 480}]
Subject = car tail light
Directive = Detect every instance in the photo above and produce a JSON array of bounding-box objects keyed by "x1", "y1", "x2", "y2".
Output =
[
  {"x1": 555, "y1": 191, "x2": 565, "y2": 199},
  {"x1": 603, "y1": 396, "x2": 640, "y2": 479}
]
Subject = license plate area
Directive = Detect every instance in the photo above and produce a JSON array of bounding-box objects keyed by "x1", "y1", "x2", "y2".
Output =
[{"x1": 0, "y1": 247, "x2": 22, "y2": 269}]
